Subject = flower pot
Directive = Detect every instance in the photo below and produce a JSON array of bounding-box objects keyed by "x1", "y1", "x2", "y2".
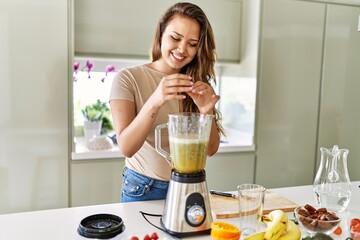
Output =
[{"x1": 83, "y1": 120, "x2": 102, "y2": 141}]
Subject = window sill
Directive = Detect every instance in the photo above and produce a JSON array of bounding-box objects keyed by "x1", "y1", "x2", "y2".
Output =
[{"x1": 71, "y1": 129, "x2": 255, "y2": 161}]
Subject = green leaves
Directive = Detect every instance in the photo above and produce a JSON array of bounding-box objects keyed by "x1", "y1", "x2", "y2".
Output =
[
  {"x1": 302, "y1": 233, "x2": 334, "y2": 240},
  {"x1": 82, "y1": 104, "x2": 104, "y2": 121},
  {"x1": 82, "y1": 99, "x2": 113, "y2": 133}
]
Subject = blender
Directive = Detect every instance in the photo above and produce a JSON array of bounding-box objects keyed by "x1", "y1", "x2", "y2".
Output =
[{"x1": 155, "y1": 112, "x2": 214, "y2": 238}]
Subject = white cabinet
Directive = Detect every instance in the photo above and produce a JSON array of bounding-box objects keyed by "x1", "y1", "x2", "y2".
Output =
[
  {"x1": 256, "y1": 0, "x2": 360, "y2": 188},
  {"x1": 206, "y1": 152, "x2": 255, "y2": 191},
  {"x1": 71, "y1": 159, "x2": 125, "y2": 207},
  {"x1": 75, "y1": 0, "x2": 242, "y2": 62},
  {"x1": 0, "y1": 0, "x2": 69, "y2": 213},
  {"x1": 256, "y1": 0, "x2": 326, "y2": 188},
  {"x1": 317, "y1": 4, "x2": 360, "y2": 181}
]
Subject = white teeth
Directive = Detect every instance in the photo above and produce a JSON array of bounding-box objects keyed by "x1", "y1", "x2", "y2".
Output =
[{"x1": 172, "y1": 53, "x2": 185, "y2": 60}]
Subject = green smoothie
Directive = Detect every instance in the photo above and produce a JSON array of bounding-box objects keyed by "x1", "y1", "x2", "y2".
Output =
[{"x1": 169, "y1": 138, "x2": 208, "y2": 173}]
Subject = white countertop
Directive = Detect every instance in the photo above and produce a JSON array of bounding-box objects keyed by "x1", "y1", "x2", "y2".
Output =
[{"x1": 0, "y1": 182, "x2": 359, "y2": 239}]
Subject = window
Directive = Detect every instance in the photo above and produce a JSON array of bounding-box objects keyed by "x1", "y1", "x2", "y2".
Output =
[
  {"x1": 218, "y1": 76, "x2": 255, "y2": 146},
  {"x1": 73, "y1": 70, "x2": 116, "y2": 136},
  {"x1": 72, "y1": 58, "x2": 256, "y2": 158}
]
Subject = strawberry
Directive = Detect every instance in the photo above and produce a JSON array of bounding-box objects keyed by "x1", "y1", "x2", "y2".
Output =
[
  {"x1": 333, "y1": 226, "x2": 342, "y2": 235},
  {"x1": 351, "y1": 223, "x2": 360, "y2": 232},
  {"x1": 150, "y1": 232, "x2": 159, "y2": 240},
  {"x1": 351, "y1": 218, "x2": 360, "y2": 228},
  {"x1": 143, "y1": 234, "x2": 151, "y2": 240}
]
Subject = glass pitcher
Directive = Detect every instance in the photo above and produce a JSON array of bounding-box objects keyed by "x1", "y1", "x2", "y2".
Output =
[
  {"x1": 313, "y1": 145, "x2": 351, "y2": 212},
  {"x1": 155, "y1": 112, "x2": 213, "y2": 174}
]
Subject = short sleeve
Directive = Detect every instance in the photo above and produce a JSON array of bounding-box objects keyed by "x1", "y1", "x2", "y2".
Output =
[{"x1": 109, "y1": 69, "x2": 135, "y2": 102}]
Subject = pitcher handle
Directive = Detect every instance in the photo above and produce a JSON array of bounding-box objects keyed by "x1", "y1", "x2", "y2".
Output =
[{"x1": 155, "y1": 123, "x2": 170, "y2": 162}]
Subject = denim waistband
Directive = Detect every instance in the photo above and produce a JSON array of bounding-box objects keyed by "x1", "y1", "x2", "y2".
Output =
[{"x1": 123, "y1": 167, "x2": 169, "y2": 189}]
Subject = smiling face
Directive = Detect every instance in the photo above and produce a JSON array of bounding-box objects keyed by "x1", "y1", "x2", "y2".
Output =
[{"x1": 157, "y1": 14, "x2": 200, "y2": 74}]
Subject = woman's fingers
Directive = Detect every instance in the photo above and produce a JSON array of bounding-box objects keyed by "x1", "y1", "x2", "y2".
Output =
[
  {"x1": 161, "y1": 74, "x2": 194, "y2": 94},
  {"x1": 156, "y1": 75, "x2": 219, "y2": 107},
  {"x1": 163, "y1": 73, "x2": 192, "y2": 83},
  {"x1": 191, "y1": 81, "x2": 212, "y2": 95},
  {"x1": 186, "y1": 80, "x2": 220, "y2": 113},
  {"x1": 164, "y1": 74, "x2": 193, "y2": 87}
]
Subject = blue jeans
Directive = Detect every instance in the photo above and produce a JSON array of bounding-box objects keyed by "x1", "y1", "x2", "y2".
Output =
[{"x1": 121, "y1": 167, "x2": 169, "y2": 202}]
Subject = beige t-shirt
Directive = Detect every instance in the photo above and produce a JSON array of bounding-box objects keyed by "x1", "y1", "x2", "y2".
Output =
[{"x1": 109, "y1": 64, "x2": 180, "y2": 181}]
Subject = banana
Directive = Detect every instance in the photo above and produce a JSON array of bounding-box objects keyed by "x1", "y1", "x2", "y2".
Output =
[
  {"x1": 244, "y1": 230, "x2": 266, "y2": 240},
  {"x1": 277, "y1": 220, "x2": 301, "y2": 240},
  {"x1": 243, "y1": 210, "x2": 299, "y2": 240},
  {"x1": 263, "y1": 210, "x2": 288, "y2": 240}
]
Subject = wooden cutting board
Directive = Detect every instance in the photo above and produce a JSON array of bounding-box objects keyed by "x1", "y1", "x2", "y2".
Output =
[{"x1": 210, "y1": 190, "x2": 298, "y2": 219}]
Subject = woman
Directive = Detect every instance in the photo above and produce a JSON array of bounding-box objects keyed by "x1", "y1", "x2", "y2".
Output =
[{"x1": 109, "y1": 2, "x2": 224, "y2": 202}]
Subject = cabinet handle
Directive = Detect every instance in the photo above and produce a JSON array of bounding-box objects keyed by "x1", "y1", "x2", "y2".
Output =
[{"x1": 358, "y1": 15, "x2": 360, "y2": 32}]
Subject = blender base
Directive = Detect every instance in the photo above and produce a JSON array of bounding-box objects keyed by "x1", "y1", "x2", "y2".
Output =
[{"x1": 161, "y1": 170, "x2": 213, "y2": 237}]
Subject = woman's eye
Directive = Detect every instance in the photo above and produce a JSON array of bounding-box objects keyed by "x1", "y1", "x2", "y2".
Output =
[
  {"x1": 171, "y1": 36, "x2": 180, "y2": 42},
  {"x1": 171, "y1": 35, "x2": 197, "y2": 47}
]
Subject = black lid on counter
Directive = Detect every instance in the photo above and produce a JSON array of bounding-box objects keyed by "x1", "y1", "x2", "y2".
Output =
[{"x1": 77, "y1": 213, "x2": 125, "y2": 239}]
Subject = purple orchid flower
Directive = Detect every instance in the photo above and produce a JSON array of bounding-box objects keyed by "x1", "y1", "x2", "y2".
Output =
[
  {"x1": 73, "y1": 62, "x2": 80, "y2": 81},
  {"x1": 86, "y1": 60, "x2": 94, "y2": 71},
  {"x1": 101, "y1": 64, "x2": 116, "y2": 82},
  {"x1": 106, "y1": 65, "x2": 116, "y2": 74},
  {"x1": 85, "y1": 60, "x2": 94, "y2": 78},
  {"x1": 74, "y1": 62, "x2": 80, "y2": 73}
]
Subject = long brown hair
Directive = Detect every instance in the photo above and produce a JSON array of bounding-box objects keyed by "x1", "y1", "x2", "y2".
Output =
[{"x1": 151, "y1": 2, "x2": 224, "y2": 135}]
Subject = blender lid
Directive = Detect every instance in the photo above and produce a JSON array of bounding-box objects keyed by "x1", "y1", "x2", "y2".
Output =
[{"x1": 77, "y1": 213, "x2": 125, "y2": 239}]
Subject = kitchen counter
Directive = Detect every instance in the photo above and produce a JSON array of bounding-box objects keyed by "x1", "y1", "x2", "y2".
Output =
[{"x1": 0, "y1": 182, "x2": 359, "y2": 239}]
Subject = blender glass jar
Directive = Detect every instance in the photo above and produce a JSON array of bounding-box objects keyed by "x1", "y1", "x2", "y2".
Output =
[{"x1": 155, "y1": 112, "x2": 214, "y2": 174}]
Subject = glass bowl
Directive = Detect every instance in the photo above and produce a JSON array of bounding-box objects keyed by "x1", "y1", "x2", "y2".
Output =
[{"x1": 294, "y1": 205, "x2": 340, "y2": 235}]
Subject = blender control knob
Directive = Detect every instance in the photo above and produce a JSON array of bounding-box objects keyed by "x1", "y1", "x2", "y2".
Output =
[
  {"x1": 185, "y1": 192, "x2": 207, "y2": 227},
  {"x1": 187, "y1": 205, "x2": 205, "y2": 226}
]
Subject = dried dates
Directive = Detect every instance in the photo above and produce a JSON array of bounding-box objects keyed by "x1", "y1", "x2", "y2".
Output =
[{"x1": 297, "y1": 204, "x2": 339, "y2": 232}]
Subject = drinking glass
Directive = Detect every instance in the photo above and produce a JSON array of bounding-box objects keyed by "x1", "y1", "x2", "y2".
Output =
[{"x1": 237, "y1": 184, "x2": 266, "y2": 237}]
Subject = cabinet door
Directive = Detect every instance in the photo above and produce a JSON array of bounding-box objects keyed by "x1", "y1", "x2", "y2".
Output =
[
  {"x1": 71, "y1": 159, "x2": 125, "y2": 207},
  {"x1": 317, "y1": 4, "x2": 360, "y2": 181},
  {"x1": 206, "y1": 152, "x2": 255, "y2": 191},
  {"x1": 0, "y1": 0, "x2": 69, "y2": 213},
  {"x1": 75, "y1": 0, "x2": 241, "y2": 62},
  {"x1": 255, "y1": 0, "x2": 326, "y2": 188}
]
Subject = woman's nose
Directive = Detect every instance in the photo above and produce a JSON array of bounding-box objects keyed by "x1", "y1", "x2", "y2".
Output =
[{"x1": 177, "y1": 43, "x2": 186, "y2": 53}]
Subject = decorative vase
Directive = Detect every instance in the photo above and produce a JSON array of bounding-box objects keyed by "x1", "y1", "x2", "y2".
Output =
[{"x1": 83, "y1": 120, "x2": 102, "y2": 141}]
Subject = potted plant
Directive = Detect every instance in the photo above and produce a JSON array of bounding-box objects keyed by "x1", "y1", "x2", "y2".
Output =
[{"x1": 82, "y1": 99, "x2": 113, "y2": 140}]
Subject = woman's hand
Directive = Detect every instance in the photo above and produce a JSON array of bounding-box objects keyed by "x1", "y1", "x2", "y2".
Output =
[
  {"x1": 149, "y1": 73, "x2": 194, "y2": 108},
  {"x1": 187, "y1": 81, "x2": 220, "y2": 114}
]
